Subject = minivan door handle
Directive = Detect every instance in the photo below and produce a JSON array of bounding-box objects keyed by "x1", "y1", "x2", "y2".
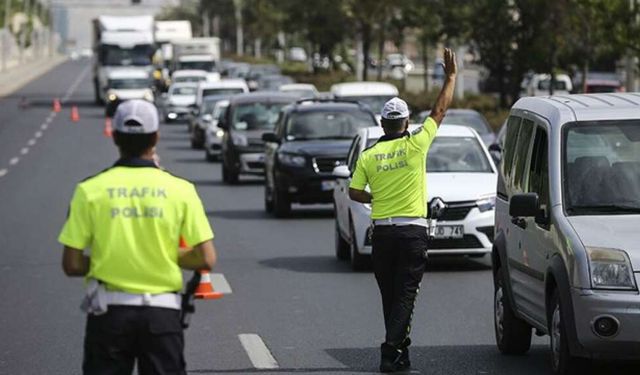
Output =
[{"x1": 511, "y1": 217, "x2": 527, "y2": 229}]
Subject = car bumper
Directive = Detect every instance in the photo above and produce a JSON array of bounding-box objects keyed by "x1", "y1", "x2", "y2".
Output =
[
  {"x1": 165, "y1": 107, "x2": 191, "y2": 120},
  {"x1": 571, "y1": 284, "x2": 640, "y2": 360},
  {"x1": 205, "y1": 134, "x2": 223, "y2": 155},
  {"x1": 427, "y1": 208, "x2": 494, "y2": 255},
  {"x1": 239, "y1": 153, "x2": 265, "y2": 175},
  {"x1": 277, "y1": 169, "x2": 337, "y2": 204}
]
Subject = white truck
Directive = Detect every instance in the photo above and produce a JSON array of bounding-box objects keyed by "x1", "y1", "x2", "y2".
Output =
[
  {"x1": 154, "y1": 20, "x2": 192, "y2": 86},
  {"x1": 92, "y1": 15, "x2": 155, "y2": 104},
  {"x1": 171, "y1": 38, "x2": 220, "y2": 73}
]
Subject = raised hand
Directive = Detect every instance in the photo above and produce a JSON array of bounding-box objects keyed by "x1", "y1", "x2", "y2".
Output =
[{"x1": 443, "y1": 48, "x2": 457, "y2": 79}]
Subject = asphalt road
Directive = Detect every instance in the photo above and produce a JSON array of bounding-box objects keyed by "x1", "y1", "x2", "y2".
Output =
[{"x1": 0, "y1": 59, "x2": 638, "y2": 375}]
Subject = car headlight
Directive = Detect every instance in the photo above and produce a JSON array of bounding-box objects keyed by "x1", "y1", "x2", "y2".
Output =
[
  {"x1": 587, "y1": 247, "x2": 637, "y2": 290},
  {"x1": 215, "y1": 129, "x2": 224, "y2": 138},
  {"x1": 476, "y1": 195, "x2": 496, "y2": 212},
  {"x1": 143, "y1": 91, "x2": 154, "y2": 102},
  {"x1": 231, "y1": 133, "x2": 248, "y2": 146},
  {"x1": 108, "y1": 93, "x2": 117, "y2": 102},
  {"x1": 278, "y1": 153, "x2": 306, "y2": 167}
]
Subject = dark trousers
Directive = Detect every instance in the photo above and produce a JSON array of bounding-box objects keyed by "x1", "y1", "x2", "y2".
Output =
[
  {"x1": 83, "y1": 306, "x2": 186, "y2": 375},
  {"x1": 372, "y1": 225, "x2": 428, "y2": 346}
]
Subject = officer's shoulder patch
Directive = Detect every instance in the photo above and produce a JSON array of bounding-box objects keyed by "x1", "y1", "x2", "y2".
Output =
[{"x1": 411, "y1": 127, "x2": 423, "y2": 136}]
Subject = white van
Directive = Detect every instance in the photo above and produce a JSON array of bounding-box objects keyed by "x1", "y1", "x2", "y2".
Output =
[
  {"x1": 196, "y1": 79, "x2": 249, "y2": 108},
  {"x1": 521, "y1": 74, "x2": 573, "y2": 97},
  {"x1": 330, "y1": 82, "x2": 399, "y2": 118}
]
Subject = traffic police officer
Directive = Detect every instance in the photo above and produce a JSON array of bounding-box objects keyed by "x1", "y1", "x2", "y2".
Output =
[
  {"x1": 349, "y1": 49, "x2": 457, "y2": 372},
  {"x1": 59, "y1": 99, "x2": 217, "y2": 375}
]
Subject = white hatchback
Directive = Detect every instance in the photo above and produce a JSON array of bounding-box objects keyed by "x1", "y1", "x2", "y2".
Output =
[{"x1": 333, "y1": 124, "x2": 498, "y2": 270}]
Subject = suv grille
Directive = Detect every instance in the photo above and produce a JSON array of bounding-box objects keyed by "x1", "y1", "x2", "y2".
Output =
[
  {"x1": 313, "y1": 157, "x2": 345, "y2": 173},
  {"x1": 429, "y1": 235, "x2": 483, "y2": 249}
]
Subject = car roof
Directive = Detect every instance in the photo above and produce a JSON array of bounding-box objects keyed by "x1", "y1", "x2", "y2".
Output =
[
  {"x1": 198, "y1": 79, "x2": 248, "y2": 89},
  {"x1": 286, "y1": 100, "x2": 372, "y2": 113},
  {"x1": 279, "y1": 83, "x2": 317, "y2": 91},
  {"x1": 203, "y1": 94, "x2": 233, "y2": 102},
  {"x1": 512, "y1": 93, "x2": 640, "y2": 124},
  {"x1": 228, "y1": 91, "x2": 298, "y2": 104},
  {"x1": 170, "y1": 82, "x2": 198, "y2": 89},
  {"x1": 172, "y1": 69, "x2": 208, "y2": 77},
  {"x1": 361, "y1": 124, "x2": 479, "y2": 140},
  {"x1": 330, "y1": 82, "x2": 399, "y2": 96},
  {"x1": 107, "y1": 69, "x2": 149, "y2": 79}
]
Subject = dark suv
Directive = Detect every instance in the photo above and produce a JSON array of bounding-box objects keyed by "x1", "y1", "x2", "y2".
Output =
[
  {"x1": 262, "y1": 99, "x2": 378, "y2": 217},
  {"x1": 218, "y1": 92, "x2": 298, "y2": 184}
]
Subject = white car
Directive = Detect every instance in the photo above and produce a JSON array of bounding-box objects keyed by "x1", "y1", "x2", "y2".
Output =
[
  {"x1": 104, "y1": 68, "x2": 154, "y2": 105},
  {"x1": 333, "y1": 124, "x2": 498, "y2": 270},
  {"x1": 520, "y1": 73, "x2": 573, "y2": 97},
  {"x1": 196, "y1": 79, "x2": 249, "y2": 108},
  {"x1": 162, "y1": 82, "x2": 198, "y2": 122},
  {"x1": 170, "y1": 69, "x2": 209, "y2": 84},
  {"x1": 330, "y1": 81, "x2": 399, "y2": 120},
  {"x1": 279, "y1": 83, "x2": 319, "y2": 98},
  {"x1": 203, "y1": 99, "x2": 230, "y2": 161}
]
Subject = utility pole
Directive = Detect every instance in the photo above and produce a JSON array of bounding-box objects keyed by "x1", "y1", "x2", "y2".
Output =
[
  {"x1": 2, "y1": 0, "x2": 11, "y2": 71},
  {"x1": 233, "y1": 0, "x2": 243, "y2": 56}
]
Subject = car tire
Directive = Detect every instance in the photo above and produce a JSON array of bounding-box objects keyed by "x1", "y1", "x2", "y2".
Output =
[
  {"x1": 550, "y1": 290, "x2": 588, "y2": 375},
  {"x1": 222, "y1": 162, "x2": 237, "y2": 184},
  {"x1": 273, "y1": 186, "x2": 291, "y2": 218},
  {"x1": 335, "y1": 217, "x2": 349, "y2": 260},
  {"x1": 494, "y1": 267, "x2": 532, "y2": 355},
  {"x1": 205, "y1": 150, "x2": 217, "y2": 162},
  {"x1": 264, "y1": 183, "x2": 274, "y2": 213},
  {"x1": 349, "y1": 219, "x2": 368, "y2": 271}
]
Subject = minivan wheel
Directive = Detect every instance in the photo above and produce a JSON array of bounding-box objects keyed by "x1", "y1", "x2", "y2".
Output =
[
  {"x1": 494, "y1": 267, "x2": 532, "y2": 355},
  {"x1": 335, "y1": 218, "x2": 349, "y2": 260},
  {"x1": 349, "y1": 220, "x2": 368, "y2": 271},
  {"x1": 550, "y1": 290, "x2": 587, "y2": 374},
  {"x1": 222, "y1": 163, "x2": 239, "y2": 184}
]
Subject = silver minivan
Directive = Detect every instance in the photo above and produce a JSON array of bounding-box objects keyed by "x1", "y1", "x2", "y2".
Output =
[{"x1": 493, "y1": 93, "x2": 640, "y2": 374}]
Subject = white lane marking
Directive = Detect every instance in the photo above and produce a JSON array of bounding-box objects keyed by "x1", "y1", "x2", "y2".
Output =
[
  {"x1": 238, "y1": 334, "x2": 279, "y2": 369},
  {"x1": 0, "y1": 169, "x2": 7, "y2": 177},
  {"x1": 28, "y1": 139, "x2": 36, "y2": 146},
  {"x1": 9, "y1": 157, "x2": 19, "y2": 165},
  {"x1": 35, "y1": 131, "x2": 43, "y2": 138},
  {"x1": 20, "y1": 147, "x2": 29, "y2": 155},
  {"x1": 61, "y1": 64, "x2": 91, "y2": 102},
  {"x1": 209, "y1": 273, "x2": 233, "y2": 294},
  {"x1": 41, "y1": 123, "x2": 48, "y2": 130}
]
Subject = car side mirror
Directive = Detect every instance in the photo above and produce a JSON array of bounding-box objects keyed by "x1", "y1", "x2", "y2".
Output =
[
  {"x1": 332, "y1": 165, "x2": 350, "y2": 179},
  {"x1": 488, "y1": 143, "x2": 501, "y2": 153},
  {"x1": 202, "y1": 114, "x2": 213, "y2": 122},
  {"x1": 509, "y1": 193, "x2": 540, "y2": 217},
  {"x1": 262, "y1": 132, "x2": 280, "y2": 143}
]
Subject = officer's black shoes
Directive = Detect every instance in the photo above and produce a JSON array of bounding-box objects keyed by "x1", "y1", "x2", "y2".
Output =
[{"x1": 379, "y1": 342, "x2": 411, "y2": 373}]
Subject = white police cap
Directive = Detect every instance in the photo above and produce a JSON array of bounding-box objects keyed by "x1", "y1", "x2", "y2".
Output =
[{"x1": 113, "y1": 100, "x2": 159, "y2": 134}]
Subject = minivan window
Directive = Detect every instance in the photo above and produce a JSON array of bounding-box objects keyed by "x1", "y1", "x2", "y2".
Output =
[
  {"x1": 512, "y1": 119, "x2": 535, "y2": 193},
  {"x1": 565, "y1": 121, "x2": 640, "y2": 214},
  {"x1": 231, "y1": 102, "x2": 288, "y2": 131},
  {"x1": 528, "y1": 127, "x2": 550, "y2": 212},
  {"x1": 501, "y1": 116, "x2": 521, "y2": 184}
]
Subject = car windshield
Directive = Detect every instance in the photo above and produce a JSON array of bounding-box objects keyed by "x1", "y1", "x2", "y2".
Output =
[
  {"x1": 286, "y1": 111, "x2": 375, "y2": 140},
  {"x1": 231, "y1": 102, "x2": 288, "y2": 130},
  {"x1": 365, "y1": 136, "x2": 493, "y2": 173},
  {"x1": 443, "y1": 112, "x2": 491, "y2": 134},
  {"x1": 538, "y1": 79, "x2": 567, "y2": 91},
  {"x1": 170, "y1": 86, "x2": 196, "y2": 95},
  {"x1": 177, "y1": 61, "x2": 214, "y2": 71},
  {"x1": 344, "y1": 95, "x2": 394, "y2": 114},
  {"x1": 203, "y1": 88, "x2": 245, "y2": 97},
  {"x1": 173, "y1": 76, "x2": 205, "y2": 83},
  {"x1": 565, "y1": 121, "x2": 640, "y2": 214},
  {"x1": 202, "y1": 99, "x2": 223, "y2": 114},
  {"x1": 101, "y1": 45, "x2": 153, "y2": 66},
  {"x1": 108, "y1": 78, "x2": 150, "y2": 89}
]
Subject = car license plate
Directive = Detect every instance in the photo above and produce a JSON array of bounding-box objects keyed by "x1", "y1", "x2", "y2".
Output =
[
  {"x1": 321, "y1": 180, "x2": 336, "y2": 191},
  {"x1": 434, "y1": 225, "x2": 464, "y2": 239}
]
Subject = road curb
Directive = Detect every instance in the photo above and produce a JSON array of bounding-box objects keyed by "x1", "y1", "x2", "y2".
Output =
[{"x1": 0, "y1": 56, "x2": 68, "y2": 98}]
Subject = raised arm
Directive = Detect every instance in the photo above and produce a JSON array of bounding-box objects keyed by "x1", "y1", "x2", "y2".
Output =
[{"x1": 430, "y1": 48, "x2": 457, "y2": 126}]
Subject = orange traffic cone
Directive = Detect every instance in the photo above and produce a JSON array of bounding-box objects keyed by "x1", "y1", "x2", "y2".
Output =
[
  {"x1": 70, "y1": 106, "x2": 80, "y2": 122},
  {"x1": 194, "y1": 271, "x2": 223, "y2": 300},
  {"x1": 178, "y1": 237, "x2": 222, "y2": 300},
  {"x1": 103, "y1": 118, "x2": 113, "y2": 137},
  {"x1": 52, "y1": 98, "x2": 61, "y2": 112}
]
